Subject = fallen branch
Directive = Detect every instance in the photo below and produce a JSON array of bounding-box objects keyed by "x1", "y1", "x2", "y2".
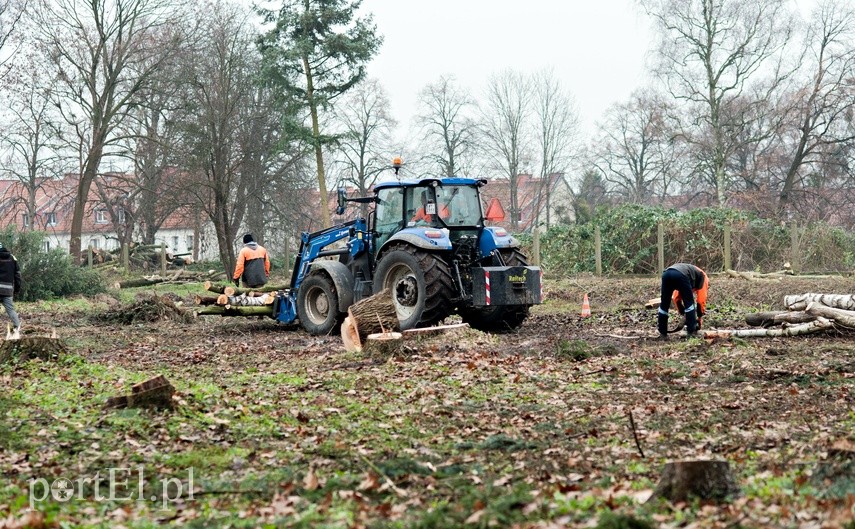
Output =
[{"x1": 627, "y1": 409, "x2": 645, "y2": 458}]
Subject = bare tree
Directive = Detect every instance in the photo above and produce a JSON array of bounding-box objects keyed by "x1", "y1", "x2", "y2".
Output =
[
  {"x1": 0, "y1": 64, "x2": 65, "y2": 231},
  {"x1": 777, "y1": 0, "x2": 855, "y2": 216},
  {"x1": 30, "y1": 0, "x2": 183, "y2": 260},
  {"x1": 0, "y1": 0, "x2": 27, "y2": 79},
  {"x1": 531, "y1": 69, "x2": 579, "y2": 228},
  {"x1": 330, "y1": 78, "x2": 396, "y2": 218},
  {"x1": 481, "y1": 70, "x2": 532, "y2": 230},
  {"x1": 415, "y1": 75, "x2": 479, "y2": 177},
  {"x1": 592, "y1": 89, "x2": 679, "y2": 202},
  {"x1": 257, "y1": 0, "x2": 382, "y2": 230},
  {"x1": 176, "y1": 2, "x2": 281, "y2": 275},
  {"x1": 642, "y1": 0, "x2": 793, "y2": 206}
]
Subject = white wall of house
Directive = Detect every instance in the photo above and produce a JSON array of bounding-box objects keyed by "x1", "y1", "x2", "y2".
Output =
[{"x1": 41, "y1": 225, "x2": 221, "y2": 261}]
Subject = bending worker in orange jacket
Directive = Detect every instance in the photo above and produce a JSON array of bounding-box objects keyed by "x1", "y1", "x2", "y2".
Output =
[
  {"x1": 233, "y1": 233, "x2": 270, "y2": 288},
  {"x1": 658, "y1": 263, "x2": 709, "y2": 339}
]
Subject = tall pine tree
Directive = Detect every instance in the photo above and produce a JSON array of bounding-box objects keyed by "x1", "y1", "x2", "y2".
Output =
[{"x1": 258, "y1": 0, "x2": 382, "y2": 228}]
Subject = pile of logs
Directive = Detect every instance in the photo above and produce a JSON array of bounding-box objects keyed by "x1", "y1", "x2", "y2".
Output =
[
  {"x1": 194, "y1": 281, "x2": 288, "y2": 317},
  {"x1": 710, "y1": 293, "x2": 855, "y2": 339}
]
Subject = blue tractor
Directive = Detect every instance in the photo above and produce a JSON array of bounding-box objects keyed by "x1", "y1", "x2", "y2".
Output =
[{"x1": 272, "y1": 168, "x2": 542, "y2": 335}]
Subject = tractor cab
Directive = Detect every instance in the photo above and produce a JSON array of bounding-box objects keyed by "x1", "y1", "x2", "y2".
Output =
[{"x1": 372, "y1": 178, "x2": 488, "y2": 255}]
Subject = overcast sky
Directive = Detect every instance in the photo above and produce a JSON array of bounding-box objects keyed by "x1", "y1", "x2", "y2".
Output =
[{"x1": 359, "y1": 0, "x2": 817, "y2": 138}]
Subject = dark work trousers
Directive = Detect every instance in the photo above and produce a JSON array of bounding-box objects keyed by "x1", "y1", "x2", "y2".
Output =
[{"x1": 659, "y1": 268, "x2": 696, "y2": 315}]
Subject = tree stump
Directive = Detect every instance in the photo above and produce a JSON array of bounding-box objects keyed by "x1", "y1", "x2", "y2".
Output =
[
  {"x1": 347, "y1": 289, "x2": 400, "y2": 345},
  {"x1": 362, "y1": 332, "x2": 403, "y2": 360},
  {"x1": 105, "y1": 375, "x2": 175, "y2": 410},
  {"x1": 0, "y1": 337, "x2": 66, "y2": 365},
  {"x1": 648, "y1": 460, "x2": 740, "y2": 503}
]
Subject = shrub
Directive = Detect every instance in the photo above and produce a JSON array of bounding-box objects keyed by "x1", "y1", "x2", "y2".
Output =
[
  {"x1": 533, "y1": 205, "x2": 855, "y2": 277},
  {"x1": 0, "y1": 227, "x2": 106, "y2": 301}
]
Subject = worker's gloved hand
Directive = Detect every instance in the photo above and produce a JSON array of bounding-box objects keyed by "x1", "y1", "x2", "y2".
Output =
[{"x1": 233, "y1": 279, "x2": 240, "y2": 288}]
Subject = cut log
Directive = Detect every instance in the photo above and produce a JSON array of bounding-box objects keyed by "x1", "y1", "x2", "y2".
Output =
[
  {"x1": 0, "y1": 337, "x2": 66, "y2": 364},
  {"x1": 224, "y1": 286, "x2": 236, "y2": 297},
  {"x1": 744, "y1": 310, "x2": 816, "y2": 328},
  {"x1": 217, "y1": 294, "x2": 229, "y2": 305},
  {"x1": 105, "y1": 375, "x2": 175, "y2": 410},
  {"x1": 194, "y1": 295, "x2": 221, "y2": 306},
  {"x1": 804, "y1": 302, "x2": 855, "y2": 329},
  {"x1": 341, "y1": 316, "x2": 362, "y2": 352},
  {"x1": 703, "y1": 317, "x2": 833, "y2": 338},
  {"x1": 347, "y1": 289, "x2": 400, "y2": 344},
  {"x1": 195, "y1": 305, "x2": 274, "y2": 317},
  {"x1": 785, "y1": 293, "x2": 855, "y2": 311},
  {"x1": 362, "y1": 332, "x2": 404, "y2": 359},
  {"x1": 204, "y1": 281, "x2": 231, "y2": 294},
  {"x1": 648, "y1": 460, "x2": 740, "y2": 503}
]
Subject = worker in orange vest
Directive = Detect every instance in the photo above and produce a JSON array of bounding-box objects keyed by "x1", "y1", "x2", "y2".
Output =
[
  {"x1": 658, "y1": 263, "x2": 709, "y2": 339},
  {"x1": 233, "y1": 233, "x2": 270, "y2": 288}
]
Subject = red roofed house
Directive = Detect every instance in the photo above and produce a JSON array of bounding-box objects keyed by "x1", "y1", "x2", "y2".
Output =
[{"x1": 0, "y1": 173, "x2": 215, "y2": 259}]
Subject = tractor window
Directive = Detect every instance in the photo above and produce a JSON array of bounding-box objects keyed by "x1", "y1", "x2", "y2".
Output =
[
  {"x1": 375, "y1": 187, "x2": 404, "y2": 248},
  {"x1": 436, "y1": 185, "x2": 481, "y2": 227}
]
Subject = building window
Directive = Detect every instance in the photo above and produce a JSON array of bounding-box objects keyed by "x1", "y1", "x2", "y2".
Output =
[
  {"x1": 22, "y1": 213, "x2": 29, "y2": 228},
  {"x1": 186, "y1": 234, "x2": 194, "y2": 250},
  {"x1": 172, "y1": 236, "x2": 180, "y2": 251},
  {"x1": 117, "y1": 208, "x2": 126, "y2": 224},
  {"x1": 42, "y1": 240, "x2": 50, "y2": 252},
  {"x1": 46, "y1": 212, "x2": 57, "y2": 226},
  {"x1": 95, "y1": 209, "x2": 108, "y2": 224},
  {"x1": 88, "y1": 238, "x2": 101, "y2": 249}
]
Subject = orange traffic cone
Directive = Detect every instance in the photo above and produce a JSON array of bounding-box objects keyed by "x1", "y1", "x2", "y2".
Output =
[{"x1": 581, "y1": 293, "x2": 591, "y2": 318}]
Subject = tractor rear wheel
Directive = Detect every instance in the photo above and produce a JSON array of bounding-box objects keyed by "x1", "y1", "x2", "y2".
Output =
[
  {"x1": 373, "y1": 245, "x2": 454, "y2": 330},
  {"x1": 460, "y1": 249, "x2": 531, "y2": 333},
  {"x1": 297, "y1": 273, "x2": 341, "y2": 335}
]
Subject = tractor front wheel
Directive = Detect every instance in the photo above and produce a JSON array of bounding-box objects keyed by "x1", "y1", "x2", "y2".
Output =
[
  {"x1": 297, "y1": 273, "x2": 341, "y2": 335},
  {"x1": 373, "y1": 245, "x2": 454, "y2": 330}
]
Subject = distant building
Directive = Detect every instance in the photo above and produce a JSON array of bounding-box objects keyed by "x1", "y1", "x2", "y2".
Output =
[{"x1": 0, "y1": 174, "x2": 216, "y2": 259}]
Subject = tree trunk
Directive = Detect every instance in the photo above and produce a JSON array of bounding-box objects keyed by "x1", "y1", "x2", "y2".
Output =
[
  {"x1": 703, "y1": 317, "x2": 833, "y2": 338},
  {"x1": 785, "y1": 294, "x2": 855, "y2": 311},
  {"x1": 303, "y1": 53, "x2": 331, "y2": 229},
  {"x1": 744, "y1": 311, "x2": 815, "y2": 328},
  {"x1": 804, "y1": 302, "x2": 855, "y2": 329},
  {"x1": 649, "y1": 460, "x2": 739, "y2": 503},
  {"x1": 347, "y1": 289, "x2": 400, "y2": 344}
]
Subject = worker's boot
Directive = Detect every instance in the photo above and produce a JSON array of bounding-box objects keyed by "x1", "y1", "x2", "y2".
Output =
[
  {"x1": 657, "y1": 312, "x2": 669, "y2": 340},
  {"x1": 684, "y1": 308, "x2": 699, "y2": 336}
]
